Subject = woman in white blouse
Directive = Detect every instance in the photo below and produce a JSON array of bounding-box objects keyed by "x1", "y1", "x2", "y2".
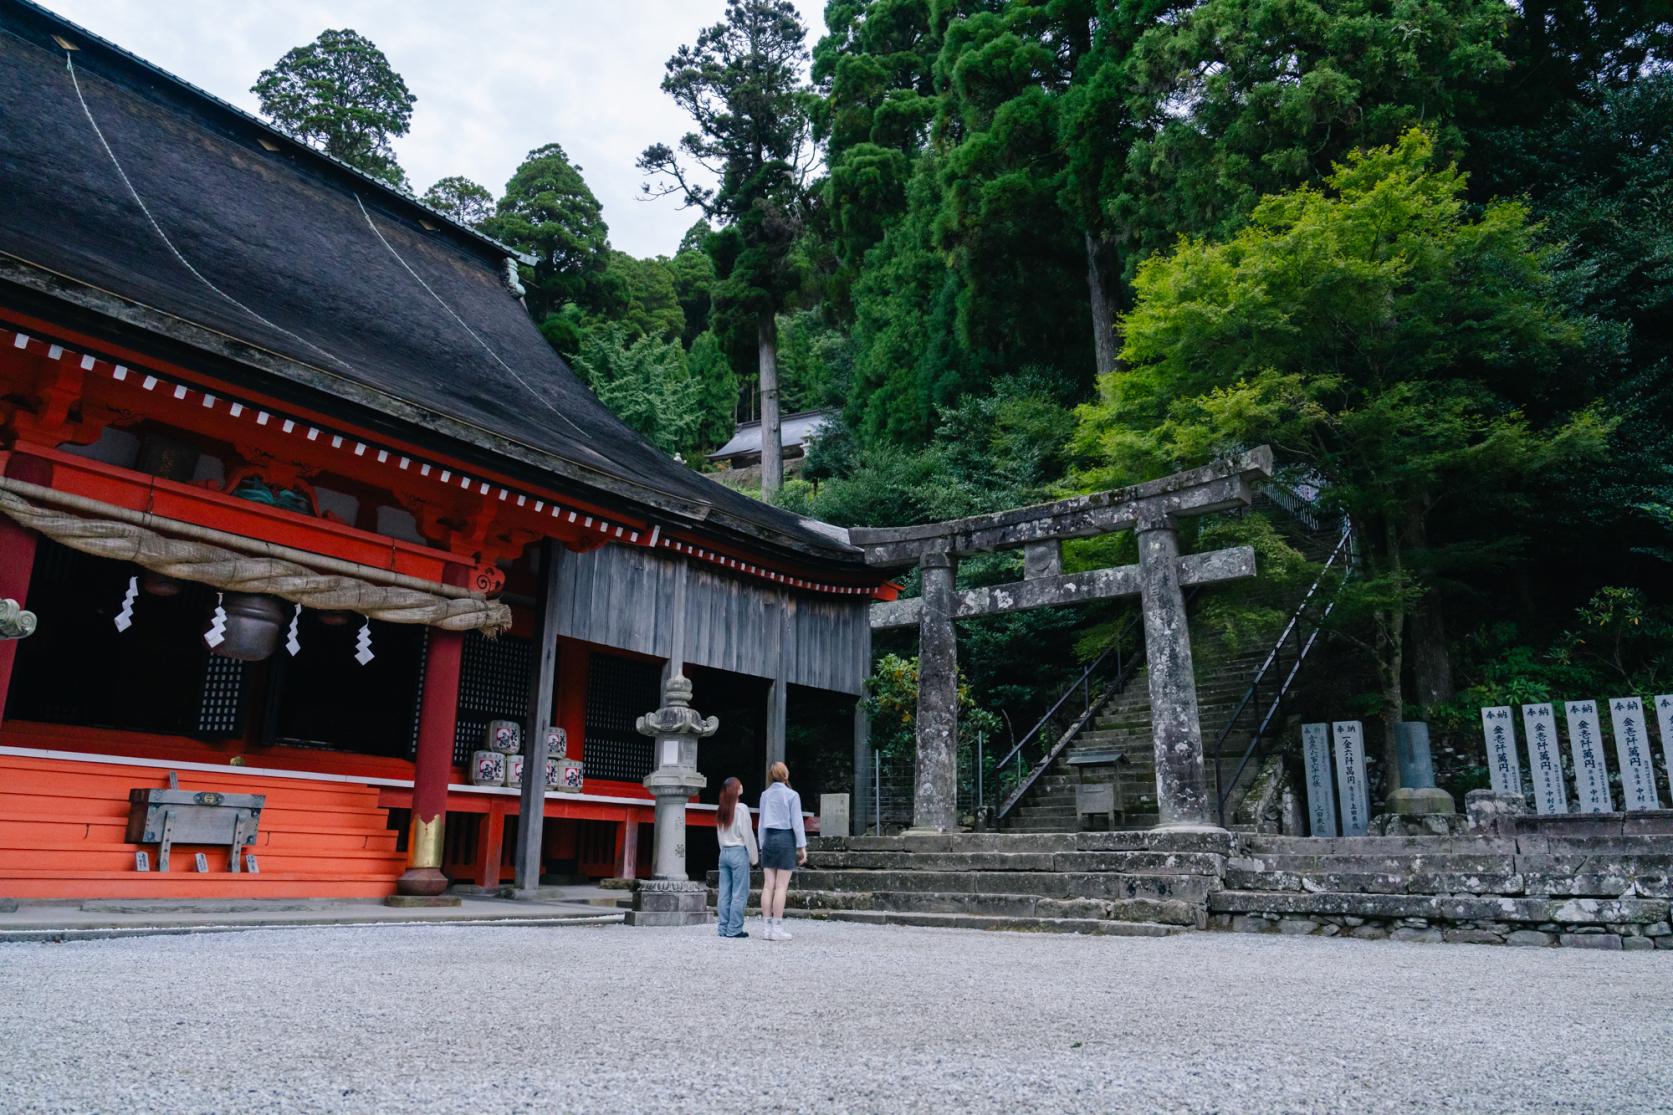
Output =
[
  {"x1": 713, "y1": 776, "x2": 758, "y2": 938},
  {"x1": 756, "y1": 761, "x2": 807, "y2": 941}
]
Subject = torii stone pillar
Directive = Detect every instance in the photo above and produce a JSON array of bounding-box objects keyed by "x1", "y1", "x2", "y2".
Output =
[
  {"x1": 1136, "y1": 509, "x2": 1211, "y2": 829},
  {"x1": 912, "y1": 553, "x2": 958, "y2": 832}
]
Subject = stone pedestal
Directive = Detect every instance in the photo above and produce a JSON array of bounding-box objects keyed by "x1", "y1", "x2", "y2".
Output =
[
  {"x1": 625, "y1": 878, "x2": 710, "y2": 927},
  {"x1": 1388, "y1": 721, "x2": 1456, "y2": 816}
]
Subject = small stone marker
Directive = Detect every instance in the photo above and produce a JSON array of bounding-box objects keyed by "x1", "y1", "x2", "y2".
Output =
[
  {"x1": 819, "y1": 793, "x2": 850, "y2": 839},
  {"x1": 1331, "y1": 720, "x2": 1369, "y2": 837},
  {"x1": 133, "y1": 851, "x2": 150, "y2": 872},
  {"x1": 193, "y1": 852, "x2": 209, "y2": 873},
  {"x1": 1301, "y1": 723, "x2": 1338, "y2": 837},
  {"x1": 1479, "y1": 706, "x2": 1522, "y2": 796},
  {"x1": 1562, "y1": 701, "x2": 1613, "y2": 814},
  {"x1": 1609, "y1": 697, "x2": 1662, "y2": 811},
  {"x1": 1520, "y1": 704, "x2": 1568, "y2": 815},
  {"x1": 1655, "y1": 695, "x2": 1673, "y2": 799}
]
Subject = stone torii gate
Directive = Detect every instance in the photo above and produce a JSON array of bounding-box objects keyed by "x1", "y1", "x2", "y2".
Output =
[{"x1": 853, "y1": 447, "x2": 1273, "y2": 833}]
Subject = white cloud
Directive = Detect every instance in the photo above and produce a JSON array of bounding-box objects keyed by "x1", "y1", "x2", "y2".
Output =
[{"x1": 43, "y1": 0, "x2": 827, "y2": 258}]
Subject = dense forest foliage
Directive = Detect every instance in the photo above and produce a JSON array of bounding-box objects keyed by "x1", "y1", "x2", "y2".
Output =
[{"x1": 257, "y1": 2, "x2": 1673, "y2": 794}]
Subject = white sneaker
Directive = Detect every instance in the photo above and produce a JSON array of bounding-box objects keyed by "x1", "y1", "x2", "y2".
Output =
[
  {"x1": 762, "y1": 919, "x2": 779, "y2": 941},
  {"x1": 775, "y1": 918, "x2": 793, "y2": 941}
]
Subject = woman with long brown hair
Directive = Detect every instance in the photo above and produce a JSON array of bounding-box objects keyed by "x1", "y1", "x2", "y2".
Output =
[
  {"x1": 757, "y1": 761, "x2": 806, "y2": 941},
  {"x1": 713, "y1": 776, "x2": 758, "y2": 939}
]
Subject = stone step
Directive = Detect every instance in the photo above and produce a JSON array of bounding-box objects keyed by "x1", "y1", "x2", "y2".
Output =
[
  {"x1": 1226, "y1": 866, "x2": 1673, "y2": 899},
  {"x1": 1229, "y1": 853, "x2": 1518, "y2": 875},
  {"x1": 1208, "y1": 889, "x2": 1672, "y2": 925},
  {"x1": 808, "y1": 849, "x2": 1224, "y2": 875},
  {"x1": 820, "y1": 830, "x2": 1232, "y2": 855},
  {"x1": 784, "y1": 869, "x2": 1214, "y2": 905},
  {"x1": 782, "y1": 888, "x2": 1201, "y2": 926},
  {"x1": 1242, "y1": 836, "x2": 1519, "y2": 856},
  {"x1": 786, "y1": 908, "x2": 1186, "y2": 937}
]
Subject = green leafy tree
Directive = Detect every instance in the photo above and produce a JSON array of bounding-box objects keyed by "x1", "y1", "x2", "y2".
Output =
[
  {"x1": 485, "y1": 143, "x2": 612, "y2": 327},
  {"x1": 1073, "y1": 131, "x2": 1609, "y2": 779},
  {"x1": 252, "y1": 29, "x2": 416, "y2": 190},
  {"x1": 686, "y1": 330, "x2": 742, "y2": 450},
  {"x1": 596, "y1": 252, "x2": 686, "y2": 344},
  {"x1": 420, "y1": 176, "x2": 495, "y2": 228},
  {"x1": 571, "y1": 324, "x2": 705, "y2": 457},
  {"x1": 669, "y1": 223, "x2": 720, "y2": 346},
  {"x1": 640, "y1": 0, "x2": 816, "y2": 497},
  {"x1": 1115, "y1": 0, "x2": 1510, "y2": 255}
]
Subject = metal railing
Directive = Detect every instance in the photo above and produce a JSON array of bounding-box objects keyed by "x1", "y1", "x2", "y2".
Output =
[
  {"x1": 1209, "y1": 520, "x2": 1356, "y2": 824},
  {"x1": 989, "y1": 608, "x2": 1153, "y2": 823}
]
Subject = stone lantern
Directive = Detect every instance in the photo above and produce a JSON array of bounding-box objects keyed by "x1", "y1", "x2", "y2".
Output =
[{"x1": 625, "y1": 672, "x2": 716, "y2": 927}]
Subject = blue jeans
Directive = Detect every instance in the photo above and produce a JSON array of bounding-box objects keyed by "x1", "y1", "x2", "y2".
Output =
[{"x1": 716, "y1": 845, "x2": 750, "y2": 936}]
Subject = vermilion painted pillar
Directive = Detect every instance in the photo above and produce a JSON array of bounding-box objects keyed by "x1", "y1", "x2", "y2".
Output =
[
  {"x1": 0, "y1": 519, "x2": 36, "y2": 725},
  {"x1": 396, "y1": 626, "x2": 464, "y2": 897},
  {"x1": 0, "y1": 454, "x2": 49, "y2": 727}
]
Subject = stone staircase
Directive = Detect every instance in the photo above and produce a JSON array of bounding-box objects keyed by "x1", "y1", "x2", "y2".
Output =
[
  {"x1": 1211, "y1": 813, "x2": 1673, "y2": 949},
  {"x1": 1000, "y1": 512, "x2": 1348, "y2": 834},
  {"x1": 1003, "y1": 651, "x2": 1271, "y2": 832},
  {"x1": 708, "y1": 830, "x2": 1231, "y2": 937}
]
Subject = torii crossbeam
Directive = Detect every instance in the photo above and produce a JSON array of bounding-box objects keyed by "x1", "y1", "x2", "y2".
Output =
[{"x1": 851, "y1": 447, "x2": 1273, "y2": 833}]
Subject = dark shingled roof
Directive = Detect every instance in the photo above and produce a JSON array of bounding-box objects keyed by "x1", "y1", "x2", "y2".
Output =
[{"x1": 0, "y1": 0, "x2": 860, "y2": 565}]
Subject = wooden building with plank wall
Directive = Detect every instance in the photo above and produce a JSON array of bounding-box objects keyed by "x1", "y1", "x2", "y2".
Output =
[{"x1": 0, "y1": 0, "x2": 885, "y2": 900}]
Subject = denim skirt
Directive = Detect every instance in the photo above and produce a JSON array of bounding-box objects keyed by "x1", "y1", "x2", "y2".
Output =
[{"x1": 760, "y1": 827, "x2": 797, "y2": 871}]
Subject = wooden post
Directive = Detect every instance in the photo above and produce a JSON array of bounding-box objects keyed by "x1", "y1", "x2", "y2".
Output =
[
  {"x1": 555, "y1": 638, "x2": 588, "y2": 764},
  {"x1": 764, "y1": 587, "x2": 788, "y2": 781},
  {"x1": 474, "y1": 801, "x2": 507, "y2": 888},
  {"x1": 514, "y1": 539, "x2": 562, "y2": 893},
  {"x1": 615, "y1": 817, "x2": 640, "y2": 880},
  {"x1": 396, "y1": 624, "x2": 464, "y2": 896}
]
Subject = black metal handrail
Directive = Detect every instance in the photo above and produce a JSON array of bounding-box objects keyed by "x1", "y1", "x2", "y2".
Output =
[
  {"x1": 989, "y1": 610, "x2": 1147, "y2": 822},
  {"x1": 1210, "y1": 520, "x2": 1356, "y2": 824}
]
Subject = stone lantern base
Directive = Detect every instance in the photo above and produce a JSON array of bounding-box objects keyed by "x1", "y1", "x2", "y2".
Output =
[{"x1": 625, "y1": 878, "x2": 710, "y2": 927}]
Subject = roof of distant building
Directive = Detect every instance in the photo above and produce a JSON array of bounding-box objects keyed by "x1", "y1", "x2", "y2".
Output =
[{"x1": 708, "y1": 410, "x2": 836, "y2": 464}]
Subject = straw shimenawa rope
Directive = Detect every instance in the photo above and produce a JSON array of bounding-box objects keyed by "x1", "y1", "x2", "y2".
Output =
[{"x1": 0, "y1": 486, "x2": 510, "y2": 634}]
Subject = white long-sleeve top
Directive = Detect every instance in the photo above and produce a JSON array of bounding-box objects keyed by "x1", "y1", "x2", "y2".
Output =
[
  {"x1": 758, "y1": 782, "x2": 807, "y2": 848},
  {"x1": 716, "y1": 802, "x2": 759, "y2": 864}
]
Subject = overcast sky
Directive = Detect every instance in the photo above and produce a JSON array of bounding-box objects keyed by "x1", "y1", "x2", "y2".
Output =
[{"x1": 44, "y1": 0, "x2": 827, "y2": 258}]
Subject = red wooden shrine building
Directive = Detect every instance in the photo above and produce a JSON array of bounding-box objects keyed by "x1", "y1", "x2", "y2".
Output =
[{"x1": 0, "y1": 1, "x2": 883, "y2": 900}]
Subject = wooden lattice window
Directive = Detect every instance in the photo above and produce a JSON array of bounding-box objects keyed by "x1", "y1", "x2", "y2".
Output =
[
  {"x1": 583, "y1": 653, "x2": 660, "y2": 783},
  {"x1": 453, "y1": 631, "x2": 531, "y2": 765}
]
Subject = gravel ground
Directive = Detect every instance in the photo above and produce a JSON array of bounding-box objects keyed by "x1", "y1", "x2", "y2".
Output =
[{"x1": 0, "y1": 921, "x2": 1667, "y2": 1114}]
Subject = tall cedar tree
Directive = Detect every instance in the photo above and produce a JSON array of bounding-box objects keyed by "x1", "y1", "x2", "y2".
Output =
[
  {"x1": 420, "y1": 176, "x2": 495, "y2": 228},
  {"x1": 640, "y1": 0, "x2": 815, "y2": 496},
  {"x1": 1073, "y1": 132, "x2": 1608, "y2": 781},
  {"x1": 485, "y1": 144, "x2": 613, "y2": 342},
  {"x1": 252, "y1": 29, "x2": 416, "y2": 190}
]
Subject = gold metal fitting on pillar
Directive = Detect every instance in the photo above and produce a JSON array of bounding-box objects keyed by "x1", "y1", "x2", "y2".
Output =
[{"x1": 407, "y1": 813, "x2": 444, "y2": 869}]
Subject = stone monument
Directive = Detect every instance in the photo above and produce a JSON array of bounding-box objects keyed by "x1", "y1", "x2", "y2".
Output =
[
  {"x1": 625, "y1": 673, "x2": 716, "y2": 927},
  {"x1": 1385, "y1": 721, "x2": 1456, "y2": 816}
]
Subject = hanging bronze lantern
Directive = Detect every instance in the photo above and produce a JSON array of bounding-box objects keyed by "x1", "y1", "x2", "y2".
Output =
[{"x1": 208, "y1": 592, "x2": 288, "y2": 660}]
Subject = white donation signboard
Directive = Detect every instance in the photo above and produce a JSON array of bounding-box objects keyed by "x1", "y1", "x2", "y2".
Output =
[
  {"x1": 1332, "y1": 720, "x2": 1369, "y2": 837},
  {"x1": 1610, "y1": 697, "x2": 1662, "y2": 811},
  {"x1": 1520, "y1": 703, "x2": 1568, "y2": 815},
  {"x1": 1301, "y1": 722, "x2": 1338, "y2": 838},
  {"x1": 1479, "y1": 706, "x2": 1521, "y2": 795},
  {"x1": 1562, "y1": 701, "x2": 1613, "y2": 813}
]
